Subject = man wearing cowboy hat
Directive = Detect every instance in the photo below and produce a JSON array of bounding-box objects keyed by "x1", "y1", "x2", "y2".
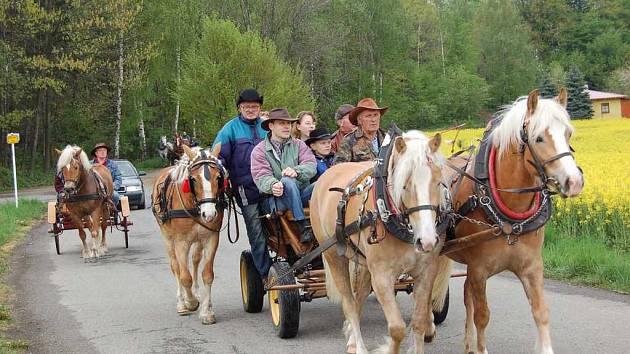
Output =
[
  {"x1": 91, "y1": 143, "x2": 122, "y2": 207},
  {"x1": 305, "y1": 127, "x2": 334, "y2": 182},
  {"x1": 212, "y1": 88, "x2": 272, "y2": 281},
  {"x1": 330, "y1": 103, "x2": 356, "y2": 153},
  {"x1": 251, "y1": 108, "x2": 316, "y2": 243},
  {"x1": 333, "y1": 98, "x2": 387, "y2": 164}
]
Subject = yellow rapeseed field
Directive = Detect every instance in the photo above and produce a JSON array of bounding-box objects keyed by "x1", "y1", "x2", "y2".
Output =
[{"x1": 432, "y1": 118, "x2": 630, "y2": 250}]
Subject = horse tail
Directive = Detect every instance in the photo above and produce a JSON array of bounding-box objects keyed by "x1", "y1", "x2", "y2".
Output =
[
  {"x1": 324, "y1": 256, "x2": 343, "y2": 304},
  {"x1": 431, "y1": 255, "x2": 452, "y2": 311}
]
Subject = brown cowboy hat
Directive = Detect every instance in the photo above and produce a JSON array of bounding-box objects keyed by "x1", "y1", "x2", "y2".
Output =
[
  {"x1": 261, "y1": 108, "x2": 298, "y2": 131},
  {"x1": 90, "y1": 143, "x2": 111, "y2": 157},
  {"x1": 348, "y1": 98, "x2": 388, "y2": 126}
]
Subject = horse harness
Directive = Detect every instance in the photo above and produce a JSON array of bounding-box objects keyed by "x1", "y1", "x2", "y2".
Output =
[
  {"x1": 153, "y1": 151, "x2": 240, "y2": 240},
  {"x1": 63, "y1": 166, "x2": 116, "y2": 212},
  {"x1": 445, "y1": 117, "x2": 576, "y2": 246}
]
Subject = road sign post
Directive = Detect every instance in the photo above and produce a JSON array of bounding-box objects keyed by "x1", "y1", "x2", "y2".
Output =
[{"x1": 6, "y1": 133, "x2": 20, "y2": 208}]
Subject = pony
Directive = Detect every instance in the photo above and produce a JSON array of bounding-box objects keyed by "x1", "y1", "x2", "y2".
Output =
[
  {"x1": 310, "y1": 130, "x2": 450, "y2": 354},
  {"x1": 158, "y1": 135, "x2": 173, "y2": 161},
  {"x1": 433, "y1": 88, "x2": 584, "y2": 354},
  {"x1": 55, "y1": 145, "x2": 114, "y2": 261},
  {"x1": 151, "y1": 145, "x2": 226, "y2": 324}
]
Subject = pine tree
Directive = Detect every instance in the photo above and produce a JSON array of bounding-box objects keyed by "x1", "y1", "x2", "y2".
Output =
[
  {"x1": 538, "y1": 69, "x2": 558, "y2": 98},
  {"x1": 565, "y1": 66, "x2": 593, "y2": 119}
]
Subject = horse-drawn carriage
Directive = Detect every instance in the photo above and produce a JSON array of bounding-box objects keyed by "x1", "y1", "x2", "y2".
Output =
[{"x1": 47, "y1": 195, "x2": 133, "y2": 255}]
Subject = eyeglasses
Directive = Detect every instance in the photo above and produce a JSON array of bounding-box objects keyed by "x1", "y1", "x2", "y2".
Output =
[{"x1": 240, "y1": 104, "x2": 261, "y2": 111}]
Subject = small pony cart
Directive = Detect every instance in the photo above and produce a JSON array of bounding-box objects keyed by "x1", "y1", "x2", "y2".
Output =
[{"x1": 46, "y1": 195, "x2": 133, "y2": 255}]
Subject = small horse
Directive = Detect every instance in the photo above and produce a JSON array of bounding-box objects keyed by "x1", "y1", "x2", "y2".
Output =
[
  {"x1": 158, "y1": 135, "x2": 172, "y2": 161},
  {"x1": 55, "y1": 145, "x2": 114, "y2": 261},
  {"x1": 433, "y1": 88, "x2": 584, "y2": 354},
  {"x1": 151, "y1": 145, "x2": 226, "y2": 324},
  {"x1": 310, "y1": 131, "x2": 450, "y2": 354}
]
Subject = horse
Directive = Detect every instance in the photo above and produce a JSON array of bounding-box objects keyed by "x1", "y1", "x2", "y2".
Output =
[
  {"x1": 55, "y1": 145, "x2": 114, "y2": 261},
  {"x1": 310, "y1": 130, "x2": 450, "y2": 354},
  {"x1": 433, "y1": 88, "x2": 584, "y2": 354},
  {"x1": 151, "y1": 144, "x2": 226, "y2": 324},
  {"x1": 158, "y1": 135, "x2": 172, "y2": 161}
]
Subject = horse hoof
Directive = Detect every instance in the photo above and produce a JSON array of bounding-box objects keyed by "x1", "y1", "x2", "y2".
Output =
[
  {"x1": 185, "y1": 300, "x2": 200, "y2": 312},
  {"x1": 177, "y1": 306, "x2": 192, "y2": 316},
  {"x1": 346, "y1": 344, "x2": 357, "y2": 354},
  {"x1": 201, "y1": 314, "x2": 216, "y2": 325}
]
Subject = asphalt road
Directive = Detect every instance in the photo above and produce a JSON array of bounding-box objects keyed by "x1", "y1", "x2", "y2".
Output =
[{"x1": 6, "y1": 175, "x2": 630, "y2": 354}]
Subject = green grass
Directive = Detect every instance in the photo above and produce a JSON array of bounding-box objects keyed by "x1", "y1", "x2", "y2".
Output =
[
  {"x1": 0, "y1": 199, "x2": 45, "y2": 353},
  {"x1": 543, "y1": 226, "x2": 630, "y2": 293},
  {"x1": 0, "y1": 167, "x2": 52, "y2": 193}
]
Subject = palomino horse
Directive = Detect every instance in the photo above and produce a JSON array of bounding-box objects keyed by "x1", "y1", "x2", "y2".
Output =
[
  {"x1": 310, "y1": 130, "x2": 450, "y2": 354},
  {"x1": 55, "y1": 145, "x2": 114, "y2": 261},
  {"x1": 433, "y1": 88, "x2": 584, "y2": 354},
  {"x1": 151, "y1": 145, "x2": 226, "y2": 324}
]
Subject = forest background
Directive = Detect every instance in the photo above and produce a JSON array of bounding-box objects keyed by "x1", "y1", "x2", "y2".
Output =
[{"x1": 0, "y1": 0, "x2": 628, "y2": 176}]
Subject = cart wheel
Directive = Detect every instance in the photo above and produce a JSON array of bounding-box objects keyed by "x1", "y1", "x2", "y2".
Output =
[
  {"x1": 268, "y1": 261, "x2": 300, "y2": 338},
  {"x1": 123, "y1": 216, "x2": 129, "y2": 248},
  {"x1": 432, "y1": 287, "x2": 449, "y2": 325},
  {"x1": 54, "y1": 234, "x2": 61, "y2": 255},
  {"x1": 240, "y1": 250, "x2": 264, "y2": 313}
]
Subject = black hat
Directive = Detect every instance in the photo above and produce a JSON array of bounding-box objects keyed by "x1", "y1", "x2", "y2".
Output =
[
  {"x1": 305, "y1": 128, "x2": 333, "y2": 146},
  {"x1": 236, "y1": 88, "x2": 263, "y2": 107},
  {"x1": 90, "y1": 143, "x2": 110, "y2": 157},
  {"x1": 261, "y1": 108, "x2": 298, "y2": 131},
  {"x1": 335, "y1": 104, "x2": 355, "y2": 120}
]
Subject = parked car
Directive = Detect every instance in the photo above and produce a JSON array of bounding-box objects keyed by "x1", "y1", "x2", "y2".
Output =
[{"x1": 113, "y1": 159, "x2": 147, "y2": 209}]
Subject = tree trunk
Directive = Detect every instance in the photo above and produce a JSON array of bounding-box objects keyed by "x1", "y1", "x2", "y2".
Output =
[
  {"x1": 44, "y1": 88, "x2": 51, "y2": 170},
  {"x1": 138, "y1": 103, "x2": 147, "y2": 160},
  {"x1": 174, "y1": 45, "x2": 180, "y2": 133},
  {"x1": 239, "y1": 0, "x2": 251, "y2": 30},
  {"x1": 115, "y1": 34, "x2": 124, "y2": 159},
  {"x1": 30, "y1": 90, "x2": 44, "y2": 170}
]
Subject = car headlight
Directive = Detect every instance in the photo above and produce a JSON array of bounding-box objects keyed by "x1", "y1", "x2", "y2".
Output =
[{"x1": 126, "y1": 185, "x2": 142, "y2": 192}]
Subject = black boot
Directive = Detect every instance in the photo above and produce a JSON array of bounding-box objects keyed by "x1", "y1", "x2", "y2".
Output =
[{"x1": 297, "y1": 219, "x2": 314, "y2": 243}]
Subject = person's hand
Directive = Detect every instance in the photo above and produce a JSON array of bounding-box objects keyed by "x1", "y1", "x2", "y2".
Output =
[
  {"x1": 282, "y1": 167, "x2": 298, "y2": 178},
  {"x1": 271, "y1": 182, "x2": 284, "y2": 197}
]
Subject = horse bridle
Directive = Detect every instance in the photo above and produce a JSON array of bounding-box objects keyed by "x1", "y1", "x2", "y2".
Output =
[
  {"x1": 520, "y1": 122, "x2": 580, "y2": 193},
  {"x1": 186, "y1": 152, "x2": 228, "y2": 208},
  {"x1": 62, "y1": 157, "x2": 86, "y2": 194}
]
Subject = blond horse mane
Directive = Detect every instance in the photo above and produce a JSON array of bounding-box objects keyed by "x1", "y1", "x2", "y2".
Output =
[
  {"x1": 56, "y1": 145, "x2": 91, "y2": 172},
  {"x1": 390, "y1": 130, "x2": 446, "y2": 210},
  {"x1": 169, "y1": 147, "x2": 214, "y2": 183},
  {"x1": 490, "y1": 97, "x2": 573, "y2": 156}
]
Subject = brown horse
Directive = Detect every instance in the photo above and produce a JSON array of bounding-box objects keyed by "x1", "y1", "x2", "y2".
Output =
[
  {"x1": 151, "y1": 145, "x2": 226, "y2": 324},
  {"x1": 55, "y1": 145, "x2": 113, "y2": 261},
  {"x1": 434, "y1": 88, "x2": 584, "y2": 354},
  {"x1": 310, "y1": 131, "x2": 450, "y2": 354}
]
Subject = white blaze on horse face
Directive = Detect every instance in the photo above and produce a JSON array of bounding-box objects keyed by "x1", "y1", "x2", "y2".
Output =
[
  {"x1": 548, "y1": 125, "x2": 584, "y2": 197},
  {"x1": 199, "y1": 172, "x2": 217, "y2": 223},
  {"x1": 411, "y1": 170, "x2": 438, "y2": 253}
]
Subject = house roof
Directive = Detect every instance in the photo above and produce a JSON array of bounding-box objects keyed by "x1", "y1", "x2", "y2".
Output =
[{"x1": 586, "y1": 89, "x2": 627, "y2": 100}]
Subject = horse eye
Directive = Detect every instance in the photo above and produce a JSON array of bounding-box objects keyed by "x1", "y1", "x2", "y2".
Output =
[{"x1": 535, "y1": 136, "x2": 544, "y2": 143}]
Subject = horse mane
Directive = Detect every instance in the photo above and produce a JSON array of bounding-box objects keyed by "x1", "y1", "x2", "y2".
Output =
[
  {"x1": 56, "y1": 145, "x2": 91, "y2": 172},
  {"x1": 490, "y1": 98, "x2": 573, "y2": 156},
  {"x1": 391, "y1": 130, "x2": 446, "y2": 210},
  {"x1": 169, "y1": 147, "x2": 212, "y2": 183}
]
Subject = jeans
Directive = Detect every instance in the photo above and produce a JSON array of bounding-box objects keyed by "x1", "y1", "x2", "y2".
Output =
[
  {"x1": 265, "y1": 177, "x2": 313, "y2": 221},
  {"x1": 112, "y1": 191, "x2": 120, "y2": 209},
  {"x1": 241, "y1": 203, "x2": 272, "y2": 278}
]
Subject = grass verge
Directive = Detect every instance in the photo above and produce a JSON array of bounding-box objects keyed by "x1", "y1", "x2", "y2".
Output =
[
  {"x1": 0, "y1": 167, "x2": 52, "y2": 194},
  {"x1": 543, "y1": 225, "x2": 630, "y2": 294},
  {"x1": 0, "y1": 199, "x2": 46, "y2": 353},
  {"x1": 132, "y1": 157, "x2": 167, "y2": 171}
]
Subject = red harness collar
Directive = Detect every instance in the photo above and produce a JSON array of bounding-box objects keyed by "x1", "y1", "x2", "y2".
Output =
[{"x1": 488, "y1": 146, "x2": 541, "y2": 220}]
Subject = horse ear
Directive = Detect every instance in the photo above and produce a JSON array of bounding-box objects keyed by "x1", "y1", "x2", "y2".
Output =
[
  {"x1": 556, "y1": 87, "x2": 568, "y2": 108},
  {"x1": 210, "y1": 143, "x2": 221, "y2": 158},
  {"x1": 55, "y1": 148, "x2": 63, "y2": 156},
  {"x1": 527, "y1": 89, "x2": 539, "y2": 117},
  {"x1": 394, "y1": 136, "x2": 407, "y2": 154},
  {"x1": 429, "y1": 133, "x2": 441, "y2": 153},
  {"x1": 183, "y1": 144, "x2": 196, "y2": 160},
  {"x1": 74, "y1": 148, "x2": 83, "y2": 157}
]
